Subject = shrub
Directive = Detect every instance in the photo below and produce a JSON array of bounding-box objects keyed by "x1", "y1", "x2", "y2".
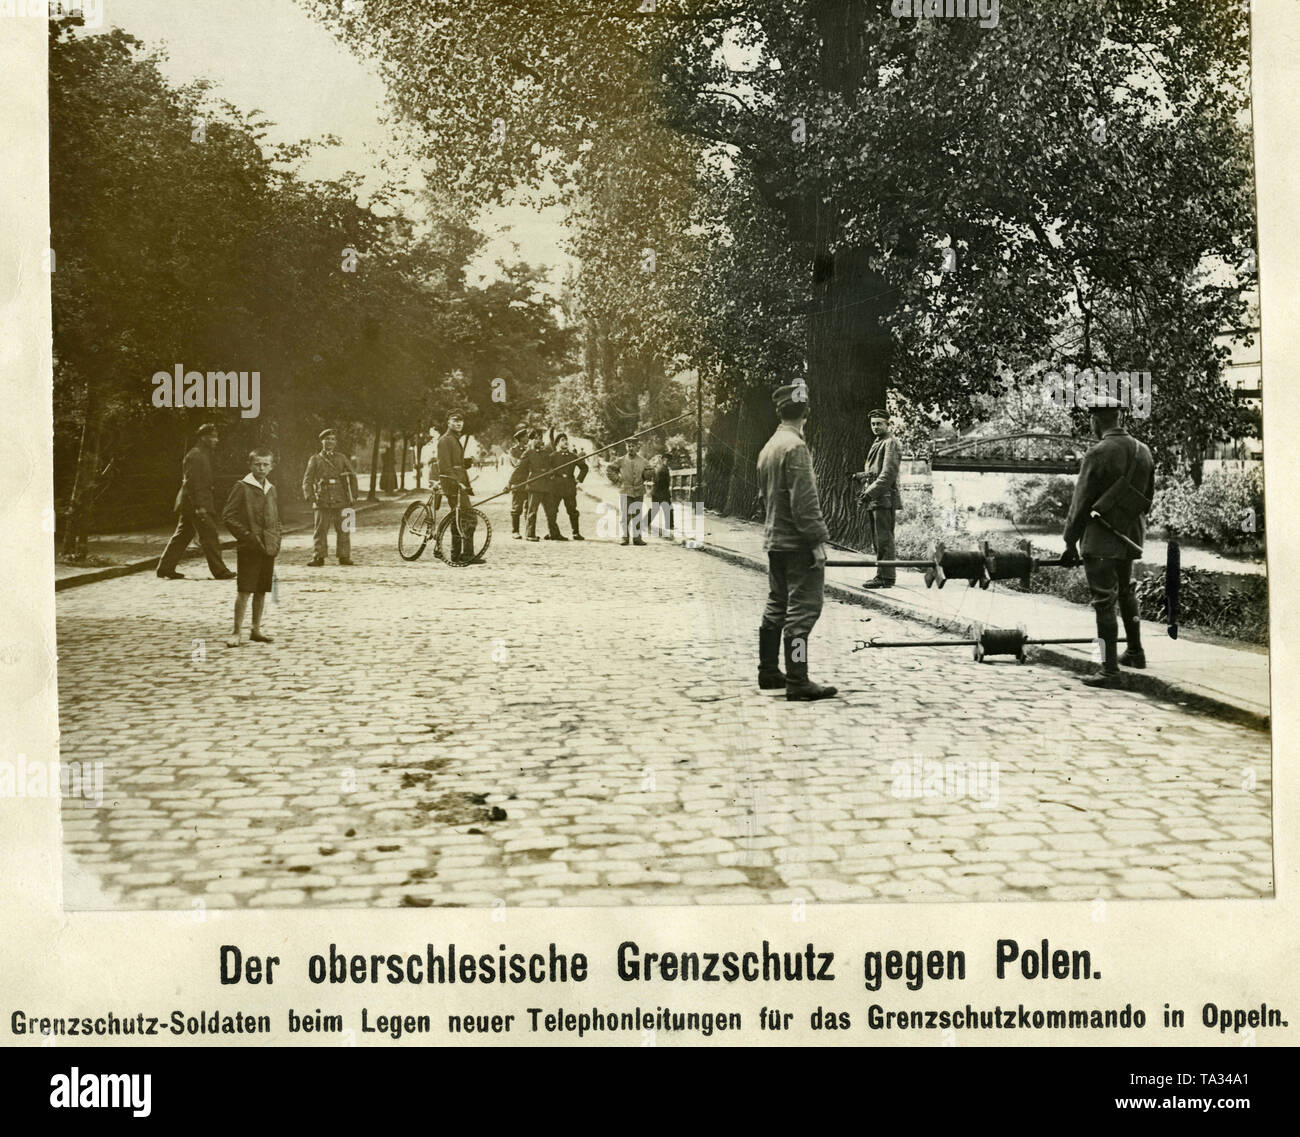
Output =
[
  {"x1": 1009, "y1": 475, "x2": 1076, "y2": 526},
  {"x1": 892, "y1": 489, "x2": 971, "y2": 558},
  {"x1": 977, "y1": 500, "x2": 1014, "y2": 519},
  {"x1": 1149, "y1": 465, "x2": 1265, "y2": 549}
]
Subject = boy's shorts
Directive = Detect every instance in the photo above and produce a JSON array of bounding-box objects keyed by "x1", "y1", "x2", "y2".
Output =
[{"x1": 236, "y1": 544, "x2": 275, "y2": 594}]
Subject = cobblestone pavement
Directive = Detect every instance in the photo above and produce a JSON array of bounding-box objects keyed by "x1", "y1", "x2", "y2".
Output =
[{"x1": 55, "y1": 492, "x2": 1273, "y2": 909}]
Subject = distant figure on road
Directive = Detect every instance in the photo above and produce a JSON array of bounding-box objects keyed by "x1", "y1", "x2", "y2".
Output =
[
  {"x1": 1062, "y1": 399, "x2": 1155, "y2": 688},
  {"x1": 221, "y1": 448, "x2": 281, "y2": 647},
  {"x1": 437, "y1": 412, "x2": 477, "y2": 563},
  {"x1": 551, "y1": 431, "x2": 588, "y2": 540},
  {"x1": 520, "y1": 429, "x2": 564, "y2": 542},
  {"x1": 508, "y1": 424, "x2": 530, "y2": 539},
  {"x1": 379, "y1": 445, "x2": 398, "y2": 493},
  {"x1": 647, "y1": 451, "x2": 675, "y2": 540},
  {"x1": 302, "y1": 428, "x2": 358, "y2": 567},
  {"x1": 852, "y1": 408, "x2": 903, "y2": 589},
  {"x1": 607, "y1": 441, "x2": 652, "y2": 546},
  {"x1": 157, "y1": 423, "x2": 235, "y2": 581},
  {"x1": 756, "y1": 382, "x2": 836, "y2": 701}
]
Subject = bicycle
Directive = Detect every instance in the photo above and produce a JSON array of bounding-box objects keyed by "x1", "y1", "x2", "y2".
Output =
[{"x1": 398, "y1": 486, "x2": 492, "y2": 565}]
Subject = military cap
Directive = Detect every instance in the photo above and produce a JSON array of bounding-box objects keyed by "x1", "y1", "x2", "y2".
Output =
[
  {"x1": 513, "y1": 424, "x2": 529, "y2": 442},
  {"x1": 772, "y1": 382, "x2": 810, "y2": 412},
  {"x1": 552, "y1": 431, "x2": 568, "y2": 446},
  {"x1": 196, "y1": 423, "x2": 218, "y2": 438},
  {"x1": 869, "y1": 408, "x2": 888, "y2": 419},
  {"x1": 318, "y1": 428, "x2": 336, "y2": 441}
]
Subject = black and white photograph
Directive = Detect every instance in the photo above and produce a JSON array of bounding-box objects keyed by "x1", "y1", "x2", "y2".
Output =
[{"x1": 42, "y1": 0, "x2": 1271, "y2": 914}]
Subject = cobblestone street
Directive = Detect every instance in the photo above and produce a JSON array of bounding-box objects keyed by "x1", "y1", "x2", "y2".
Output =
[{"x1": 55, "y1": 491, "x2": 1274, "y2": 909}]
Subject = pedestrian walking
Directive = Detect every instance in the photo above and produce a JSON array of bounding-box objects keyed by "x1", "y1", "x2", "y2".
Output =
[
  {"x1": 508, "y1": 424, "x2": 529, "y2": 539},
  {"x1": 221, "y1": 447, "x2": 281, "y2": 647},
  {"x1": 851, "y1": 409, "x2": 903, "y2": 589},
  {"x1": 302, "y1": 428, "x2": 359, "y2": 566},
  {"x1": 1061, "y1": 399, "x2": 1155, "y2": 688},
  {"x1": 551, "y1": 431, "x2": 588, "y2": 540},
  {"x1": 156, "y1": 423, "x2": 235, "y2": 580},
  {"x1": 647, "y1": 451, "x2": 675, "y2": 539},
  {"x1": 607, "y1": 441, "x2": 652, "y2": 546},
  {"x1": 756, "y1": 382, "x2": 837, "y2": 701},
  {"x1": 437, "y1": 412, "x2": 478, "y2": 562}
]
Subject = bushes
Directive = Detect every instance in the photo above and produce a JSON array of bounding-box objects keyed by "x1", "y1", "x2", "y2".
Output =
[
  {"x1": 1004, "y1": 543, "x2": 1269, "y2": 645},
  {"x1": 977, "y1": 500, "x2": 1014, "y2": 519},
  {"x1": 1134, "y1": 567, "x2": 1269, "y2": 645},
  {"x1": 1149, "y1": 465, "x2": 1264, "y2": 550},
  {"x1": 1009, "y1": 475, "x2": 1076, "y2": 526},
  {"x1": 891, "y1": 489, "x2": 971, "y2": 559}
]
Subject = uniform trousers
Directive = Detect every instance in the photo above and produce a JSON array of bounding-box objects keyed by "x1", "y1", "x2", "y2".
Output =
[{"x1": 761, "y1": 549, "x2": 825, "y2": 640}]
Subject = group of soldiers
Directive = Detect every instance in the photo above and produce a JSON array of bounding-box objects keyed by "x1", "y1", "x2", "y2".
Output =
[
  {"x1": 506, "y1": 426, "x2": 590, "y2": 541},
  {"x1": 756, "y1": 382, "x2": 1154, "y2": 702}
]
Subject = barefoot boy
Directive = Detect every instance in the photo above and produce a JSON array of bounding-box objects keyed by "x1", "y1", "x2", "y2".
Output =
[{"x1": 221, "y1": 448, "x2": 282, "y2": 647}]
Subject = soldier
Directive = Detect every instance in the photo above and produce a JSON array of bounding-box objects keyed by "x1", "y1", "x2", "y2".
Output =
[
  {"x1": 437, "y1": 411, "x2": 478, "y2": 563},
  {"x1": 156, "y1": 423, "x2": 235, "y2": 580},
  {"x1": 1061, "y1": 399, "x2": 1155, "y2": 688},
  {"x1": 551, "y1": 431, "x2": 588, "y2": 540},
  {"x1": 756, "y1": 382, "x2": 837, "y2": 701},
  {"x1": 851, "y1": 408, "x2": 903, "y2": 589},
  {"x1": 508, "y1": 424, "x2": 529, "y2": 539},
  {"x1": 519, "y1": 430, "x2": 565, "y2": 542},
  {"x1": 302, "y1": 428, "x2": 358, "y2": 567}
]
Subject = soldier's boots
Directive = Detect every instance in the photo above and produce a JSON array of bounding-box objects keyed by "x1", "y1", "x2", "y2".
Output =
[
  {"x1": 757, "y1": 626, "x2": 785, "y2": 690},
  {"x1": 1118, "y1": 647, "x2": 1146, "y2": 669},
  {"x1": 783, "y1": 634, "x2": 838, "y2": 701}
]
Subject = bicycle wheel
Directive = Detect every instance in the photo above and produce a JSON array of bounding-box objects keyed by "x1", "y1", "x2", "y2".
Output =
[
  {"x1": 435, "y1": 507, "x2": 492, "y2": 566},
  {"x1": 398, "y1": 501, "x2": 434, "y2": 561}
]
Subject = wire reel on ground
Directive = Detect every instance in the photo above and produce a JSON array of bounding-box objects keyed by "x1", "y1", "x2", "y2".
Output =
[{"x1": 435, "y1": 507, "x2": 491, "y2": 566}]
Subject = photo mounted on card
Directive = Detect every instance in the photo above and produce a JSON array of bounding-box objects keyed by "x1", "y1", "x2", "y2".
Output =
[{"x1": 46, "y1": 1, "x2": 1268, "y2": 917}]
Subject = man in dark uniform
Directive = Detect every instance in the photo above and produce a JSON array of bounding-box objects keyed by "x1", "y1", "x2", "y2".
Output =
[
  {"x1": 302, "y1": 428, "x2": 359, "y2": 566},
  {"x1": 519, "y1": 430, "x2": 564, "y2": 541},
  {"x1": 851, "y1": 408, "x2": 903, "y2": 589},
  {"x1": 508, "y1": 424, "x2": 530, "y2": 539},
  {"x1": 756, "y1": 382, "x2": 837, "y2": 701},
  {"x1": 157, "y1": 422, "x2": 235, "y2": 580},
  {"x1": 550, "y1": 431, "x2": 588, "y2": 540},
  {"x1": 437, "y1": 412, "x2": 477, "y2": 562},
  {"x1": 1062, "y1": 399, "x2": 1156, "y2": 688}
]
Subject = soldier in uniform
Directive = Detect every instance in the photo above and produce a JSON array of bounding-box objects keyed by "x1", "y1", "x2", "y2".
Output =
[
  {"x1": 851, "y1": 408, "x2": 903, "y2": 589},
  {"x1": 550, "y1": 431, "x2": 588, "y2": 540},
  {"x1": 520, "y1": 430, "x2": 565, "y2": 542},
  {"x1": 508, "y1": 424, "x2": 529, "y2": 539},
  {"x1": 756, "y1": 382, "x2": 837, "y2": 701},
  {"x1": 1062, "y1": 399, "x2": 1155, "y2": 687},
  {"x1": 302, "y1": 428, "x2": 358, "y2": 566},
  {"x1": 156, "y1": 423, "x2": 235, "y2": 580},
  {"x1": 437, "y1": 411, "x2": 478, "y2": 563}
]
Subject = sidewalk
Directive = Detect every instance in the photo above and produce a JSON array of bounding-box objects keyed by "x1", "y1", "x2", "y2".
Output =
[
  {"x1": 54, "y1": 497, "x2": 396, "y2": 590},
  {"x1": 578, "y1": 480, "x2": 1270, "y2": 728}
]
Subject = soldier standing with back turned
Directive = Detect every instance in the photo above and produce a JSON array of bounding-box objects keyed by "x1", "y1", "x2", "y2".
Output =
[
  {"x1": 1061, "y1": 399, "x2": 1155, "y2": 688},
  {"x1": 756, "y1": 382, "x2": 837, "y2": 701}
]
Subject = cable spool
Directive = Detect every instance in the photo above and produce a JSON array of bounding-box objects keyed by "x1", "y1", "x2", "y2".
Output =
[
  {"x1": 924, "y1": 541, "x2": 995, "y2": 589},
  {"x1": 971, "y1": 623, "x2": 1030, "y2": 663},
  {"x1": 988, "y1": 542, "x2": 1036, "y2": 587}
]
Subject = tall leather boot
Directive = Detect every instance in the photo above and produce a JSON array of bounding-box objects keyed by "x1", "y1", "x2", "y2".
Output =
[
  {"x1": 758, "y1": 626, "x2": 785, "y2": 690},
  {"x1": 784, "y1": 634, "x2": 838, "y2": 701},
  {"x1": 1118, "y1": 585, "x2": 1146, "y2": 668},
  {"x1": 1082, "y1": 608, "x2": 1122, "y2": 687}
]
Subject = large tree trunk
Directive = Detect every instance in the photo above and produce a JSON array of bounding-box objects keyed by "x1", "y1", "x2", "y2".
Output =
[
  {"x1": 723, "y1": 383, "x2": 773, "y2": 522},
  {"x1": 399, "y1": 430, "x2": 408, "y2": 490},
  {"x1": 367, "y1": 423, "x2": 381, "y2": 502},
  {"x1": 804, "y1": 245, "x2": 894, "y2": 548},
  {"x1": 703, "y1": 399, "x2": 737, "y2": 513},
  {"x1": 60, "y1": 382, "x2": 103, "y2": 559}
]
